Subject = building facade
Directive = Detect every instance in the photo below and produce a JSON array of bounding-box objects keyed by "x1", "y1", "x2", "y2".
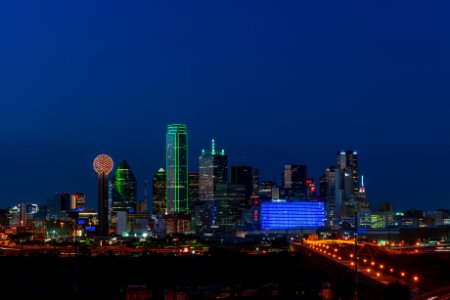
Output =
[
  {"x1": 282, "y1": 164, "x2": 307, "y2": 200},
  {"x1": 111, "y1": 160, "x2": 137, "y2": 214},
  {"x1": 199, "y1": 139, "x2": 228, "y2": 201},
  {"x1": 166, "y1": 124, "x2": 189, "y2": 214},
  {"x1": 152, "y1": 168, "x2": 166, "y2": 215},
  {"x1": 231, "y1": 165, "x2": 254, "y2": 206}
]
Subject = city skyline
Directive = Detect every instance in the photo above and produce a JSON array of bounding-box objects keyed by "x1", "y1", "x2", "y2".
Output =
[{"x1": 0, "y1": 1, "x2": 449, "y2": 211}]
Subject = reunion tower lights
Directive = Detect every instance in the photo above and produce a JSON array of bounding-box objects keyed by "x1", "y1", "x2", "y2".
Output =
[{"x1": 93, "y1": 154, "x2": 114, "y2": 236}]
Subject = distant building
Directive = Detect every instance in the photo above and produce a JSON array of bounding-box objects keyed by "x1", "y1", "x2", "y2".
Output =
[
  {"x1": 321, "y1": 166, "x2": 342, "y2": 227},
  {"x1": 166, "y1": 124, "x2": 189, "y2": 214},
  {"x1": 251, "y1": 168, "x2": 260, "y2": 200},
  {"x1": 306, "y1": 178, "x2": 317, "y2": 200},
  {"x1": 9, "y1": 203, "x2": 39, "y2": 227},
  {"x1": 215, "y1": 184, "x2": 247, "y2": 232},
  {"x1": 165, "y1": 214, "x2": 192, "y2": 235},
  {"x1": 47, "y1": 192, "x2": 71, "y2": 220},
  {"x1": 337, "y1": 150, "x2": 359, "y2": 202},
  {"x1": 261, "y1": 201, "x2": 325, "y2": 230},
  {"x1": 199, "y1": 139, "x2": 228, "y2": 201},
  {"x1": 192, "y1": 200, "x2": 215, "y2": 234},
  {"x1": 188, "y1": 172, "x2": 200, "y2": 210},
  {"x1": 70, "y1": 193, "x2": 86, "y2": 210},
  {"x1": 258, "y1": 181, "x2": 278, "y2": 201},
  {"x1": 152, "y1": 168, "x2": 166, "y2": 215},
  {"x1": 231, "y1": 165, "x2": 254, "y2": 206},
  {"x1": 111, "y1": 160, "x2": 137, "y2": 214},
  {"x1": 282, "y1": 164, "x2": 307, "y2": 199}
]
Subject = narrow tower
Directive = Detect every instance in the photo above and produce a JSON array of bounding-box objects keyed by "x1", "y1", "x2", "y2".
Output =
[{"x1": 93, "y1": 154, "x2": 114, "y2": 236}]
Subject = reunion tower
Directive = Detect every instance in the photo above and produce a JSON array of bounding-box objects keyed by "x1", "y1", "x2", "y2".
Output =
[{"x1": 93, "y1": 154, "x2": 114, "y2": 236}]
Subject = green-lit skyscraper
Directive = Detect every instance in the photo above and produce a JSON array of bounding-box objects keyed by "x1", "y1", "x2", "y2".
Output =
[
  {"x1": 166, "y1": 124, "x2": 188, "y2": 214},
  {"x1": 111, "y1": 160, "x2": 137, "y2": 213}
]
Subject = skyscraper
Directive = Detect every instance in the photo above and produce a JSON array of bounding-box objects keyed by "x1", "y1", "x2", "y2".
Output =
[
  {"x1": 166, "y1": 124, "x2": 188, "y2": 214},
  {"x1": 188, "y1": 172, "x2": 200, "y2": 208},
  {"x1": 282, "y1": 164, "x2": 307, "y2": 199},
  {"x1": 93, "y1": 154, "x2": 114, "y2": 236},
  {"x1": 231, "y1": 165, "x2": 254, "y2": 206},
  {"x1": 199, "y1": 139, "x2": 228, "y2": 201},
  {"x1": 215, "y1": 184, "x2": 246, "y2": 232},
  {"x1": 152, "y1": 168, "x2": 166, "y2": 215},
  {"x1": 111, "y1": 160, "x2": 137, "y2": 214},
  {"x1": 337, "y1": 150, "x2": 359, "y2": 201},
  {"x1": 321, "y1": 166, "x2": 342, "y2": 227}
]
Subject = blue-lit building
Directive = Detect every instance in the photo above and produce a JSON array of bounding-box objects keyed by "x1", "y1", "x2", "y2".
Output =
[{"x1": 261, "y1": 201, "x2": 325, "y2": 230}]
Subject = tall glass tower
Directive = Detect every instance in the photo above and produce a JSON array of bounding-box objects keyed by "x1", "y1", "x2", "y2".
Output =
[
  {"x1": 152, "y1": 168, "x2": 166, "y2": 215},
  {"x1": 337, "y1": 150, "x2": 359, "y2": 201},
  {"x1": 199, "y1": 139, "x2": 228, "y2": 201},
  {"x1": 111, "y1": 160, "x2": 137, "y2": 214},
  {"x1": 166, "y1": 124, "x2": 188, "y2": 214}
]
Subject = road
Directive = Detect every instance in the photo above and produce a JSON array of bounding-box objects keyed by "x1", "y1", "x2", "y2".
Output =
[{"x1": 292, "y1": 241, "x2": 424, "y2": 297}]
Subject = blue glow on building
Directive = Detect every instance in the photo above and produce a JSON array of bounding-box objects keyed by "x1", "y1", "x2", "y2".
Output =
[{"x1": 261, "y1": 201, "x2": 325, "y2": 230}]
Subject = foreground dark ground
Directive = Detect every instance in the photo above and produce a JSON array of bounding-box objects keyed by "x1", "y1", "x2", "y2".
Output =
[{"x1": 0, "y1": 249, "x2": 421, "y2": 300}]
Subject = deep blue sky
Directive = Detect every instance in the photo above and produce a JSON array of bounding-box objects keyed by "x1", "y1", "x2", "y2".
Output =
[{"x1": 0, "y1": 1, "x2": 449, "y2": 211}]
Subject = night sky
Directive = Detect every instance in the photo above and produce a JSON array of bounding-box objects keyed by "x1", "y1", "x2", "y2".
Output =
[{"x1": 0, "y1": 1, "x2": 449, "y2": 211}]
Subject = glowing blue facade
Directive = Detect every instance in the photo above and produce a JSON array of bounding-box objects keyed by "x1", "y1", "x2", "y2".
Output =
[{"x1": 261, "y1": 201, "x2": 325, "y2": 230}]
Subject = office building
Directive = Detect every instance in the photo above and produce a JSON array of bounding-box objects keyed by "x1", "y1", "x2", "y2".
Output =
[
  {"x1": 152, "y1": 168, "x2": 166, "y2": 215},
  {"x1": 189, "y1": 172, "x2": 200, "y2": 211},
  {"x1": 282, "y1": 164, "x2": 307, "y2": 199},
  {"x1": 199, "y1": 139, "x2": 227, "y2": 201},
  {"x1": 231, "y1": 165, "x2": 254, "y2": 206},
  {"x1": 321, "y1": 166, "x2": 343, "y2": 227},
  {"x1": 215, "y1": 184, "x2": 246, "y2": 232},
  {"x1": 71, "y1": 193, "x2": 86, "y2": 210},
  {"x1": 337, "y1": 150, "x2": 359, "y2": 202},
  {"x1": 111, "y1": 160, "x2": 137, "y2": 214},
  {"x1": 166, "y1": 124, "x2": 188, "y2": 214}
]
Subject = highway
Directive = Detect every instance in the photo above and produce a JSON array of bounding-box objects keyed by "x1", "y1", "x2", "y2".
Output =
[{"x1": 292, "y1": 241, "x2": 424, "y2": 297}]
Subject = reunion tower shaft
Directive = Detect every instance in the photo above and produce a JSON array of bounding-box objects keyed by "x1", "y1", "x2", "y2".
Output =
[{"x1": 93, "y1": 154, "x2": 114, "y2": 236}]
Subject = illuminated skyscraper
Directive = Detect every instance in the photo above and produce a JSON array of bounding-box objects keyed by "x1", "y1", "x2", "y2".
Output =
[
  {"x1": 337, "y1": 150, "x2": 359, "y2": 201},
  {"x1": 111, "y1": 160, "x2": 137, "y2": 214},
  {"x1": 166, "y1": 124, "x2": 188, "y2": 214},
  {"x1": 199, "y1": 139, "x2": 228, "y2": 201},
  {"x1": 93, "y1": 154, "x2": 114, "y2": 236},
  {"x1": 282, "y1": 164, "x2": 307, "y2": 199},
  {"x1": 152, "y1": 168, "x2": 166, "y2": 215}
]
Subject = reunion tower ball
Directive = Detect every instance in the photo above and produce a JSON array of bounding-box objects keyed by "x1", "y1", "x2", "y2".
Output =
[{"x1": 93, "y1": 154, "x2": 114, "y2": 174}]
